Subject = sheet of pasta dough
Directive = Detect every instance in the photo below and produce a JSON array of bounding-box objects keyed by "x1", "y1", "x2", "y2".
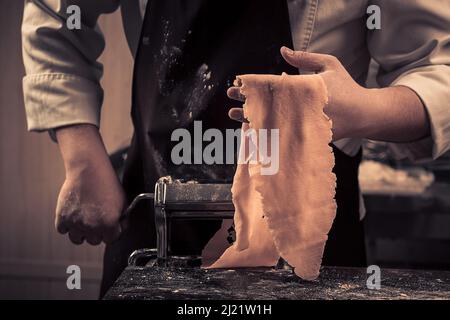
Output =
[{"x1": 202, "y1": 74, "x2": 336, "y2": 280}]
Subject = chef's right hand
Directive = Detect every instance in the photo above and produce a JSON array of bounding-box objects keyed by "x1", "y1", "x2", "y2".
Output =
[{"x1": 54, "y1": 124, "x2": 126, "y2": 245}]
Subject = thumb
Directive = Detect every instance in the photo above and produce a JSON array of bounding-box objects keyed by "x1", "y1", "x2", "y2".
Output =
[{"x1": 280, "y1": 47, "x2": 336, "y2": 72}]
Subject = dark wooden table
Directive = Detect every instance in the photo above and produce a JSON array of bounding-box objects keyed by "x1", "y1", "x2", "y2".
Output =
[{"x1": 104, "y1": 265, "x2": 450, "y2": 300}]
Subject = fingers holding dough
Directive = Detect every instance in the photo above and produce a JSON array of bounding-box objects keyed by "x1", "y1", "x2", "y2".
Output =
[
  {"x1": 228, "y1": 107, "x2": 248, "y2": 123},
  {"x1": 227, "y1": 87, "x2": 246, "y2": 102}
]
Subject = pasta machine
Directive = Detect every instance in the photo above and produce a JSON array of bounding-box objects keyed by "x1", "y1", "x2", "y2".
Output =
[{"x1": 124, "y1": 177, "x2": 234, "y2": 267}]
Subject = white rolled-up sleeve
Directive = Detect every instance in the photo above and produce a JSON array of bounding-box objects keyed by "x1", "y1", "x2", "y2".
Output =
[
  {"x1": 21, "y1": 0, "x2": 120, "y2": 132},
  {"x1": 368, "y1": 0, "x2": 450, "y2": 161}
]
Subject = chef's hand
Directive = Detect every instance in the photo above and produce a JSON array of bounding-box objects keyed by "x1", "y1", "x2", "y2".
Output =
[
  {"x1": 227, "y1": 47, "x2": 365, "y2": 140},
  {"x1": 55, "y1": 125, "x2": 126, "y2": 245},
  {"x1": 228, "y1": 47, "x2": 429, "y2": 142}
]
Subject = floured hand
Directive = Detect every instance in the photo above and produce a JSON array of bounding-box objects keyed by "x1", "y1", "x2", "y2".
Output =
[{"x1": 55, "y1": 125, "x2": 126, "y2": 246}]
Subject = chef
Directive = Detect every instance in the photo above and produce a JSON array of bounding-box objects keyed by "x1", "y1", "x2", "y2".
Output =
[{"x1": 21, "y1": 0, "x2": 450, "y2": 296}]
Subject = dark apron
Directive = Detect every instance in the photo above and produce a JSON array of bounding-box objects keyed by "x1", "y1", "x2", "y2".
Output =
[{"x1": 100, "y1": 0, "x2": 366, "y2": 297}]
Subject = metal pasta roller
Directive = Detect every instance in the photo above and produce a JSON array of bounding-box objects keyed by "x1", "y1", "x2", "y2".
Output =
[{"x1": 124, "y1": 177, "x2": 234, "y2": 267}]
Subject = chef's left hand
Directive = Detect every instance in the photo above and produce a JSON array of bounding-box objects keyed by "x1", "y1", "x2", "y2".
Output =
[
  {"x1": 228, "y1": 46, "x2": 430, "y2": 144},
  {"x1": 228, "y1": 46, "x2": 371, "y2": 140}
]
